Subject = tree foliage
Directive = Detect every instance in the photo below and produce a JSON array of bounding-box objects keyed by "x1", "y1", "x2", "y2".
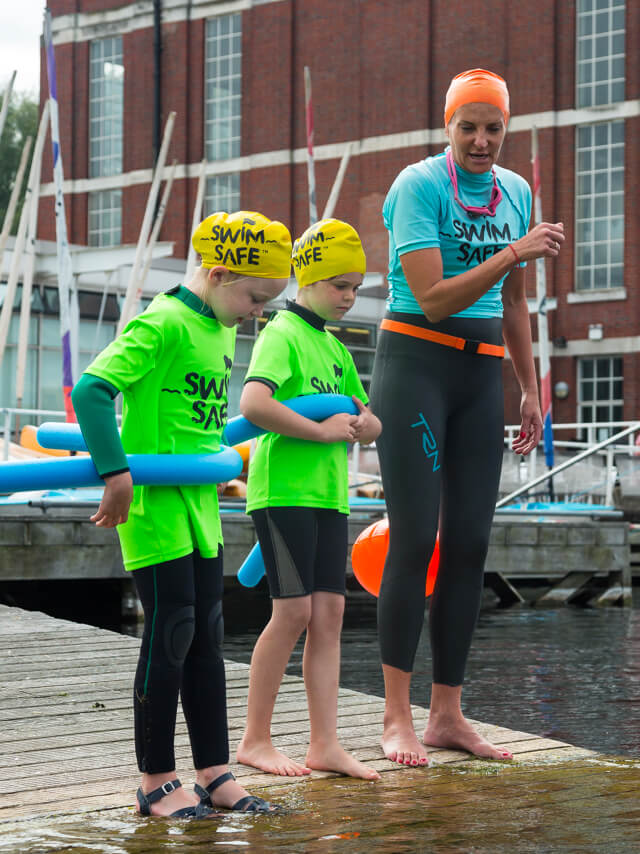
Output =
[{"x1": 0, "y1": 92, "x2": 39, "y2": 235}]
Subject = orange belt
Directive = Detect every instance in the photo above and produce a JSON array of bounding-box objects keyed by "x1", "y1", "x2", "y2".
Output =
[{"x1": 380, "y1": 318, "x2": 505, "y2": 358}]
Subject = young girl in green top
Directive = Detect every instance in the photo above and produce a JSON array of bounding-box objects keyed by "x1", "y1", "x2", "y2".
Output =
[
  {"x1": 236, "y1": 219, "x2": 382, "y2": 780},
  {"x1": 71, "y1": 211, "x2": 292, "y2": 818}
]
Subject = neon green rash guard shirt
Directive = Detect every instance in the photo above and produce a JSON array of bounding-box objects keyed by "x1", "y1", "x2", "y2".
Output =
[
  {"x1": 84, "y1": 285, "x2": 236, "y2": 571},
  {"x1": 245, "y1": 302, "x2": 367, "y2": 514}
]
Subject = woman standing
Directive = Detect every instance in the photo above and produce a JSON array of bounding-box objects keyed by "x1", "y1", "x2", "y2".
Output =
[{"x1": 371, "y1": 69, "x2": 564, "y2": 765}]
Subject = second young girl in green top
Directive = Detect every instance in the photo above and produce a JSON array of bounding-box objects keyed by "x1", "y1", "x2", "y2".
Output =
[{"x1": 236, "y1": 219, "x2": 382, "y2": 780}]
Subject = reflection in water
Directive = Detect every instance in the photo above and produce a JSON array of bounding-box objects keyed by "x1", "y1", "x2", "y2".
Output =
[
  {"x1": 224, "y1": 585, "x2": 640, "y2": 758},
  {"x1": 1, "y1": 759, "x2": 639, "y2": 853}
]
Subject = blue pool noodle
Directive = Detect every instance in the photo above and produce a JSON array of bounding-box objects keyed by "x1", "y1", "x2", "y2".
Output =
[
  {"x1": 222, "y1": 393, "x2": 358, "y2": 446},
  {"x1": 236, "y1": 542, "x2": 266, "y2": 587},
  {"x1": 0, "y1": 449, "x2": 242, "y2": 493},
  {"x1": 37, "y1": 394, "x2": 359, "y2": 452},
  {"x1": 232, "y1": 394, "x2": 359, "y2": 587},
  {"x1": 33, "y1": 394, "x2": 359, "y2": 586}
]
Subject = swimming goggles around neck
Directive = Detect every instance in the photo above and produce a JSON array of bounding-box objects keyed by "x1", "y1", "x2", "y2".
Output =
[{"x1": 446, "y1": 149, "x2": 502, "y2": 218}]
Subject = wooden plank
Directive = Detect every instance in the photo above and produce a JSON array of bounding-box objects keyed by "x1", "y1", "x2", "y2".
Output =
[{"x1": 0, "y1": 604, "x2": 598, "y2": 827}]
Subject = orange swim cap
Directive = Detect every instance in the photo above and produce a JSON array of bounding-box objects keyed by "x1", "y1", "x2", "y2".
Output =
[{"x1": 444, "y1": 69, "x2": 510, "y2": 126}]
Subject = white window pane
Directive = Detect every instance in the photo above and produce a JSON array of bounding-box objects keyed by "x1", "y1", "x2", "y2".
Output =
[
  {"x1": 576, "y1": 1, "x2": 625, "y2": 108},
  {"x1": 612, "y1": 32, "x2": 624, "y2": 54},
  {"x1": 578, "y1": 14, "x2": 593, "y2": 36},
  {"x1": 610, "y1": 194, "x2": 623, "y2": 215},
  {"x1": 594, "y1": 266, "x2": 608, "y2": 287},
  {"x1": 89, "y1": 36, "x2": 124, "y2": 180},
  {"x1": 594, "y1": 83, "x2": 609, "y2": 104},
  {"x1": 610, "y1": 265, "x2": 623, "y2": 286},
  {"x1": 611, "y1": 121, "x2": 625, "y2": 143},
  {"x1": 577, "y1": 246, "x2": 592, "y2": 266},
  {"x1": 610, "y1": 242, "x2": 623, "y2": 264},
  {"x1": 594, "y1": 173, "x2": 607, "y2": 194},
  {"x1": 611, "y1": 80, "x2": 625, "y2": 102},
  {"x1": 612, "y1": 8, "x2": 624, "y2": 29},
  {"x1": 594, "y1": 195, "x2": 608, "y2": 217},
  {"x1": 205, "y1": 14, "x2": 242, "y2": 162},
  {"x1": 594, "y1": 244, "x2": 608, "y2": 265},
  {"x1": 574, "y1": 119, "x2": 625, "y2": 292}
]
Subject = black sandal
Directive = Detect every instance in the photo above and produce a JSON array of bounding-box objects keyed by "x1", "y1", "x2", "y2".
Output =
[
  {"x1": 194, "y1": 771, "x2": 281, "y2": 814},
  {"x1": 137, "y1": 778, "x2": 220, "y2": 819}
]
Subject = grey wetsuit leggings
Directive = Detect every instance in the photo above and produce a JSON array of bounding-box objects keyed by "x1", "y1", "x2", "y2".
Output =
[{"x1": 370, "y1": 311, "x2": 505, "y2": 686}]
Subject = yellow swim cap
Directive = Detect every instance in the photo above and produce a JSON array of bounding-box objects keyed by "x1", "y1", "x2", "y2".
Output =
[
  {"x1": 192, "y1": 211, "x2": 292, "y2": 278},
  {"x1": 291, "y1": 219, "x2": 366, "y2": 288}
]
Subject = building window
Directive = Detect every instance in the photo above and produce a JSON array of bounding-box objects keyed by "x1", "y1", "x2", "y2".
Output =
[
  {"x1": 575, "y1": 121, "x2": 624, "y2": 291},
  {"x1": 89, "y1": 36, "x2": 124, "y2": 247},
  {"x1": 204, "y1": 174, "x2": 240, "y2": 215},
  {"x1": 205, "y1": 13, "x2": 242, "y2": 162},
  {"x1": 88, "y1": 189, "x2": 122, "y2": 247},
  {"x1": 578, "y1": 356, "x2": 623, "y2": 440},
  {"x1": 89, "y1": 36, "x2": 124, "y2": 178},
  {"x1": 576, "y1": 0, "x2": 625, "y2": 108}
]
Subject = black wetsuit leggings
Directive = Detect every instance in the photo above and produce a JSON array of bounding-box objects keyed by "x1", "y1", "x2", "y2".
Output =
[
  {"x1": 370, "y1": 312, "x2": 505, "y2": 686},
  {"x1": 132, "y1": 550, "x2": 228, "y2": 774}
]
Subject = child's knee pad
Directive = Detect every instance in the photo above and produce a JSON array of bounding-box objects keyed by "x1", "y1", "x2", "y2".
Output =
[{"x1": 163, "y1": 605, "x2": 195, "y2": 667}]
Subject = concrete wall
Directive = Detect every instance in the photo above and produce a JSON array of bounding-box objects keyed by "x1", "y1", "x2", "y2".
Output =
[{"x1": 0, "y1": 507, "x2": 630, "y2": 582}]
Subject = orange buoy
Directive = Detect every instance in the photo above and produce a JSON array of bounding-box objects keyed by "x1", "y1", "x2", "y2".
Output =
[
  {"x1": 20, "y1": 424, "x2": 71, "y2": 458},
  {"x1": 351, "y1": 517, "x2": 439, "y2": 597},
  {"x1": 233, "y1": 440, "x2": 251, "y2": 474}
]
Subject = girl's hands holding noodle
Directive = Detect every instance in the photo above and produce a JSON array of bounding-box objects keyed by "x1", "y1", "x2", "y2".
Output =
[
  {"x1": 351, "y1": 396, "x2": 382, "y2": 445},
  {"x1": 92, "y1": 471, "x2": 134, "y2": 527}
]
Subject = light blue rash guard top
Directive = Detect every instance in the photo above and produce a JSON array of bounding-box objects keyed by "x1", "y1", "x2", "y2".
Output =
[{"x1": 383, "y1": 148, "x2": 532, "y2": 318}]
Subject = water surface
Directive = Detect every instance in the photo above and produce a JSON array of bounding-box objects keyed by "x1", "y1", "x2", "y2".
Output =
[{"x1": 224, "y1": 584, "x2": 640, "y2": 758}]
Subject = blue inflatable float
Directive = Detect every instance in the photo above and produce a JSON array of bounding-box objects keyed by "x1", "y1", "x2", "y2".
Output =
[
  {"x1": 10, "y1": 393, "x2": 360, "y2": 587},
  {"x1": 36, "y1": 394, "x2": 359, "y2": 452},
  {"x1": 0, "y1": 449, "x2": 242, "y2": 493}
]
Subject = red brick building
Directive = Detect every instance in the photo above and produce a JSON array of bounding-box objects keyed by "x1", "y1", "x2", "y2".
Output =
[{"x1": 37, "y1": 0, "x2": 638, "y2": 431}]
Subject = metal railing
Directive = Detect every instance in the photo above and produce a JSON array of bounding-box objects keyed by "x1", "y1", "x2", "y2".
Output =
[
  {"x1": 1, "y1": 406, "x2": 69, "y2": 461},
  {"x1": 498, "y1": 421, "x2": 640, "y2": 509},
  {"x1": 3, "y1": 405, "x2": 639, "y2": 512}
]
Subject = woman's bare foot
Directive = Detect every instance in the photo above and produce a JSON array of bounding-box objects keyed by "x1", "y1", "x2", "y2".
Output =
[
  {"x1": 136, "y1": 777, "x2": 200, "y2": 817},
  {"x1": 381, "y1": 719, "x2": 429, "y2": 766},
  {"x1": 236, "y1": 738, "x2": 311, "y2": 777},
  {"x1": 423, "y1": 715, "x2": 513, "y2": 760},
  {"x1": 306, "y1": 741, "x2": 381, "y2": 780}
]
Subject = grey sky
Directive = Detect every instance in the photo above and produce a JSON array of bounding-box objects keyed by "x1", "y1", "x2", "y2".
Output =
[{"x1": 0, "y1": 1, "x2": 47, "y2": 98}]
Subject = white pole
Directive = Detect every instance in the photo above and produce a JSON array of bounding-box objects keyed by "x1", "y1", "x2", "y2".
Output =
[
  {"x1": 117, "y1": 111, "x2": 176, "y2": 332},
  {"x1": 531, "y1": 126, "x2": 555, "y2": 496},
  {"x1": 0, "y1": 102, "x2": 50, "y2": 371},
  {"x1": 184, "y1": 158, "x2": 207, "y2": 282},
  {"x1": 0, "y1": 71, "x2": 16, "y2": 145},
  {"x1": 321, "y1": 142, "x2": 353, "y2": 220},
  {"x1": 304, "y1": 66, "x2": 318, "y2": 226},
  {"x1": 0, "y1": 135, "x2": 32, "y2": 267},
  {"x1": 89, "y1": 270, "x2": 115, "y2": 363},
  {"x1": 136, "y1": 158, "x2": 178, "y2": 298},
  {"x1": 15, "y1": 111, "x2": 48, "y2": 409}
]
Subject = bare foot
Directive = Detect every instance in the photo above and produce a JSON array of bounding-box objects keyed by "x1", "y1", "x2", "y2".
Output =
[
  {"x1": 306, "y1": 741, "x2": 381, "y2": 780},
  {"x1": 381, "y1": 721, "x2": 429, "y2": 766},
  {"x1": 423, "y1": 715, "x2": 513, "y2": 760},
  {"x1": 236, "y1": 738, "x2": 311, "y2": 776}
]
